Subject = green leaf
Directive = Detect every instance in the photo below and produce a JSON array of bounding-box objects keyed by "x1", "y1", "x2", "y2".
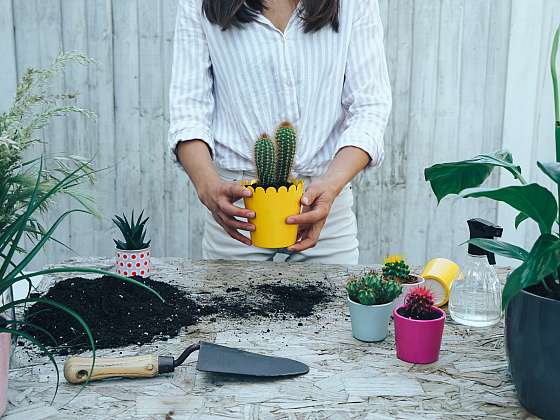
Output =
[
  {"x1": 461, "y1": 183, "x2": 558, "y2": 234},
  {"x1": 466, "y1": 238, "x2": 530, "y2": 262},
  {"x1": 424, "y1": 150, "x2": 523, "y2": 202},
  {"x1": 503, "y1": 234, "x2": 560, "y2": 308},
  {"x1": 515, "y1": 212, "x2": 529, "y2": 229},
  {"x1": 538, "y1": 161, "x2": 560, "y2": 185}
]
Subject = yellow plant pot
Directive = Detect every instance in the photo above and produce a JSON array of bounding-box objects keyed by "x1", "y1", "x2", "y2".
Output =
[{"x1": 242, "y1": 180, "x2": 304, "y2": 249}]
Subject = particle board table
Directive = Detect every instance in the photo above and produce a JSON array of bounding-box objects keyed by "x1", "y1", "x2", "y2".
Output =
[{"x1": 5, "y1": 258, "x2": 533, "y2": 419}]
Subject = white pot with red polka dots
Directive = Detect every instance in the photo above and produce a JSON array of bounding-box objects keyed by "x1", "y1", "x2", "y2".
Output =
[{"x1": 115, "y1": 247, "x2": 151, "y2": 278}]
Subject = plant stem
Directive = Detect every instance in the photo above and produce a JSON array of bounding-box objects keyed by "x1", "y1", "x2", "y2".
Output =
[{"x1": 552, "y1": 25, "x2": 560, "y2": 229}]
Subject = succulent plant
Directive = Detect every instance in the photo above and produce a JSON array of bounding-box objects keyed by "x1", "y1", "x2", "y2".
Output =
[
  {"x1": 383, "y1": 256, "x2": 411, "y2": 282},
  {"x1": 253, "y1": 121, "x2": 297, "y2": 187},
  {"x1": 113, "y1": 210, "x2": 151, "y2": 251},
  {"x1": 346, "y1": 272, "x2": 403, "y2": 306},
  {"x1": 404, "y1": 287, "x2": 435, "y2": 320}
]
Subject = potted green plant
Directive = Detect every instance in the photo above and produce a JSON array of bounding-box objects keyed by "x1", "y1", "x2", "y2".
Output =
[
  {"x1": 0, "y1": 164, "x2": 162, "y2": 416},
  {"x1": 113, "y1": 211, "x2": 151, "y2": 278},
  {"x1": 242, "y1": 122, "x2": 304, "y2": 249},
  {"x1": 393, "y1": 287, "x2": 446, "y2": 364},
  {"x1": 382, "y1": 256, "x2": 425, "y2": 307},
  {"x1": 346, "y1": 272, "x2": 402, "y2": 342},
  {"x1": 423, "y1": 25, "x2": 560, "y2": 419}
]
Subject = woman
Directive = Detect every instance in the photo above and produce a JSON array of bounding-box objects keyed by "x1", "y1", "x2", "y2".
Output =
[{"x1": 169, "y1": 0, "x2": 391, "y2": 264}]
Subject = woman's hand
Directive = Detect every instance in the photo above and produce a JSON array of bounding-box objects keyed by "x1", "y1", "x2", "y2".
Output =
[
  {"x1": 286, "y1": 178, "x2": 339, "y2": 252},
  {"x1": 176, "y1": 140, "x2": 255, "y2": 246},
  {"x1": 199, "y1": 181, "x2": 255, "y2": 246},
  {"x1": 286, "y1": 146, "x2": 371, "y2": 253}
]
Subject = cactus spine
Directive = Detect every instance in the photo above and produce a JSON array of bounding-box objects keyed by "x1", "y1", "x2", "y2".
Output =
[
  {"x1": 253, "y1": 122, "x2": 297, "y2": 188},
  {"x1": 274, "y1": 121, "x2": 297, "y2": 185},
  {"x1": 255, "y1": 134, "x2": 276, "y2": 187}
]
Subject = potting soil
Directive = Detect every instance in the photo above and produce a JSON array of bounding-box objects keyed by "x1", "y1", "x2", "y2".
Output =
[{"x1": 21, "y1": 276, "x2": 332, "y2": 354}]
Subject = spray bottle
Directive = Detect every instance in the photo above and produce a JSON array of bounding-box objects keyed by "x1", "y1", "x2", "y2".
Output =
[{"x1": 449, "y1": 218, "x2": 503, "y2": 327}]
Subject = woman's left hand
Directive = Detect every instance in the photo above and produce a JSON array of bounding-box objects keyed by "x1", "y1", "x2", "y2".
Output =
[{"x1": 286, "y1": 178, "x2": 340, "y2": 252}]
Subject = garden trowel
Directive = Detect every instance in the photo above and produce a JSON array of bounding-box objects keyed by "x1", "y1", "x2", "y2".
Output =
[{"x1": 64, "y1": 341, "x2": 309, "y2": 384}]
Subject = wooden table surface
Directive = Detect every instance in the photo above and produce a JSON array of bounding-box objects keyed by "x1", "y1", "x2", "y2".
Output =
[{"x1": 5, "y1": 258, "x2": 533, "y2": 419}]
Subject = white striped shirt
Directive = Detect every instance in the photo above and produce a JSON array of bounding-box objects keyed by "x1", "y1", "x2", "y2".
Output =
[{"x1": 169, "y1": 0, "x2": 392, "y2": 177}]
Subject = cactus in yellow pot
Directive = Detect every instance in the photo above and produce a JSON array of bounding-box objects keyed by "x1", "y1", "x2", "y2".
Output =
[{"x1": 243, "y1": 122, "x2": 304, "y2": 249}]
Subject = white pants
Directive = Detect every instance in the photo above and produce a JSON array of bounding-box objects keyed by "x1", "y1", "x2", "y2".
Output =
[{"x1": 202, "y1": 168, "x2": 359, "y2": 264}]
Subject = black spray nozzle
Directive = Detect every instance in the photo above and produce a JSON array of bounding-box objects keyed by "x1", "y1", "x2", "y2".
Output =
[{"x1": 467, "y1": 218, "x2": 503, "y2": 265}]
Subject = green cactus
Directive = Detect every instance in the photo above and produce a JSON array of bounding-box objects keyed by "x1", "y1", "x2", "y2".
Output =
[
  {"x1": 383, "y1": 259, "x2": 411, "y2": 282},
  {"x1": 254, "y1": 134, "x2": 276, "y2": 187},
  {"x1": 346, "y1": 272, "x2": 403, "y2": 306},
  {"x1": 274, "y1": 121, "x2": 297, "y2": 185},
  {"x1": 253, "y1": 122, "x2": 297, "y2": 188}
]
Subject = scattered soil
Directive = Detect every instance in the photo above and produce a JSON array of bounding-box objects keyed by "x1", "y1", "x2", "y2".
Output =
[
  {"x1": 400, "y1": 275, "x2": 422, "y2": 285},
  {"x1": 206, "y1": 283, "x2": 333, "y2": 319},
  {"x1": 396, "y1": 307, "x2": 442, "y2": 321},
  {"x1": 21, "y1": 276, "x2": 333, "y2": 354}
]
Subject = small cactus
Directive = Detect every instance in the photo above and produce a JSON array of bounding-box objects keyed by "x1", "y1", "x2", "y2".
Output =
[
  {"x1": 404, "y1": 287, "x2": 435, "y2": 320},
  {"x1": 346, "y1": 272, "x2": 403, "y2": 306},
  {"x1": 383, "y1": 256, "x2": 411, "y2": 282},
  {"x1": 254, "y1": 134, "x2": 276, "y2": 187},
  {"x1": 253, "y1": 122, "x2": 297, "y2": 188},
  {"x1": 275, "y1": 121, "x2": 297, "y2": 185}
]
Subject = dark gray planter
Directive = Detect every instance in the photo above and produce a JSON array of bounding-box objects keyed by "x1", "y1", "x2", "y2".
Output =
[{"x1": 505, "y1": 288, "x2": 560, "y2": 419}]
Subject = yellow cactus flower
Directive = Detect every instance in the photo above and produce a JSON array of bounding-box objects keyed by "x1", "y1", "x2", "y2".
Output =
[{"x1": 384, "y1": 255, "x2": 405, "y2": 264}]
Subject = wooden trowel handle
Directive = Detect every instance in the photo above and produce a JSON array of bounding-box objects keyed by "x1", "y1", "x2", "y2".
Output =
[{"x1": 64, "y1": 355, "x2": 161, "y2": 384}]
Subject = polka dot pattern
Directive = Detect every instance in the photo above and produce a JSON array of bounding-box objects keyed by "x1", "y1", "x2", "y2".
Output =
[{"x1": 115, "y1": 247, "x2": 151, "y2": 278}]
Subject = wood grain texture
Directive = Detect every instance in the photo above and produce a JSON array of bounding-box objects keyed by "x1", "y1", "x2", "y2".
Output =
[
  {"x1": 2, "y1": 1, "x2": 557, "y2": 267},
  {"x1": 5, "y1": 258, "x2": 529, "y2": 419}
]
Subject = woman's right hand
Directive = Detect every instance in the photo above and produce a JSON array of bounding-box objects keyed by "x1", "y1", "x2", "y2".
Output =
[
  {"x1": 176, "y1": 140, "x2": 255, "y2": 245},
  {"x1": 199, "y1": 181, "x2": 255, "y2": 245}
]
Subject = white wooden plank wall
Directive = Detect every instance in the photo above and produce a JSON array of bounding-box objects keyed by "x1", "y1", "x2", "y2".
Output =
[{"x1": 1, "y1": 0, "x2": 558, "y2": 268}]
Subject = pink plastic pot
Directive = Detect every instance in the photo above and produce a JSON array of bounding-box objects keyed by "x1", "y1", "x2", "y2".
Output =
[
  {"x1": 0, "y1": 332, "x2": 10, "y2": 416},
  {"x1": 393, "y1": 305, "x2": 446, "y2": 364}
]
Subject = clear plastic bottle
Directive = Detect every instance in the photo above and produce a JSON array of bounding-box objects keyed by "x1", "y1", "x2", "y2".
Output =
[
  {"x1": 449, "y1": 254, "x2": 502, "y2": 327},
  {"x1": 449, "y1": 218, "x2": 503, "y2": 327}
]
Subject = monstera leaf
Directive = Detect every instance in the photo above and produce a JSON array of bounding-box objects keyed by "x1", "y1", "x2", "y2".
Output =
[
  {"x1": 503, "y1": 234, "x2": 560, "y2": 308},
  {"x1": 460, "y1": 184, "x2": 558, "y2": 234},
  {"x1": 424, "y1": 150, "x2": 523, "y2": 202}
]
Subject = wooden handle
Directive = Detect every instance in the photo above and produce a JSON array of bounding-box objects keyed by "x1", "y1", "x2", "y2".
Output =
[{"x1": 64, "y1": 355, "x2": 160, "y2": 384}]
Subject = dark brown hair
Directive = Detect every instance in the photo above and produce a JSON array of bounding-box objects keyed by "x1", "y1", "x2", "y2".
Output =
[{"x1": 202, "y1": 0, "x2": 339, "y2": 33}]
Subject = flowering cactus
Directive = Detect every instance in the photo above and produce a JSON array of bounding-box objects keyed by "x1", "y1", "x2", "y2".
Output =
[
  {"x1": 404, "y1": 287, "x2": 435, "y2": 320},
  {"x1": 383, "y1": 256, "x2": 411, "y2": 282}
]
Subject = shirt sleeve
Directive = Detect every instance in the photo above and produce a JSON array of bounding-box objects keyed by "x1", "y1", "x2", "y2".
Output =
[
  {"x1": 336, "y1": 0, "x2": 392, "y2": 168},
  {"x1": 168, "y1": 0, "x2": 215, "y2": 162}
]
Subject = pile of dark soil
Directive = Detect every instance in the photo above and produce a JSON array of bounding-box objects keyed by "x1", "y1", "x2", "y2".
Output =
[
  {"x1": 21, "y1": 276, "x2": 333, "y2": 355},
  {"x1": 22, "y1": 276, "x2": 208, "y2": 355}
]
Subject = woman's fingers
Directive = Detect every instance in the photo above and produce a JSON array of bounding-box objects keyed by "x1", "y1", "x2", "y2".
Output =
[
  {"x1": 219, "y1": 199, "x2": 255, "y2": 219},
  {"x1": 215, "y1": 214, "x2": 252, "y2": 245},
  {"x1": 225, "y1": 227, "x2": 252, "y2": 245},
  {"x1": 286, "y1": 206, "x2": 329, "y2": 225},
  {"x1": 222, "y1": 216, "x2": 255, "y2": 232}
]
